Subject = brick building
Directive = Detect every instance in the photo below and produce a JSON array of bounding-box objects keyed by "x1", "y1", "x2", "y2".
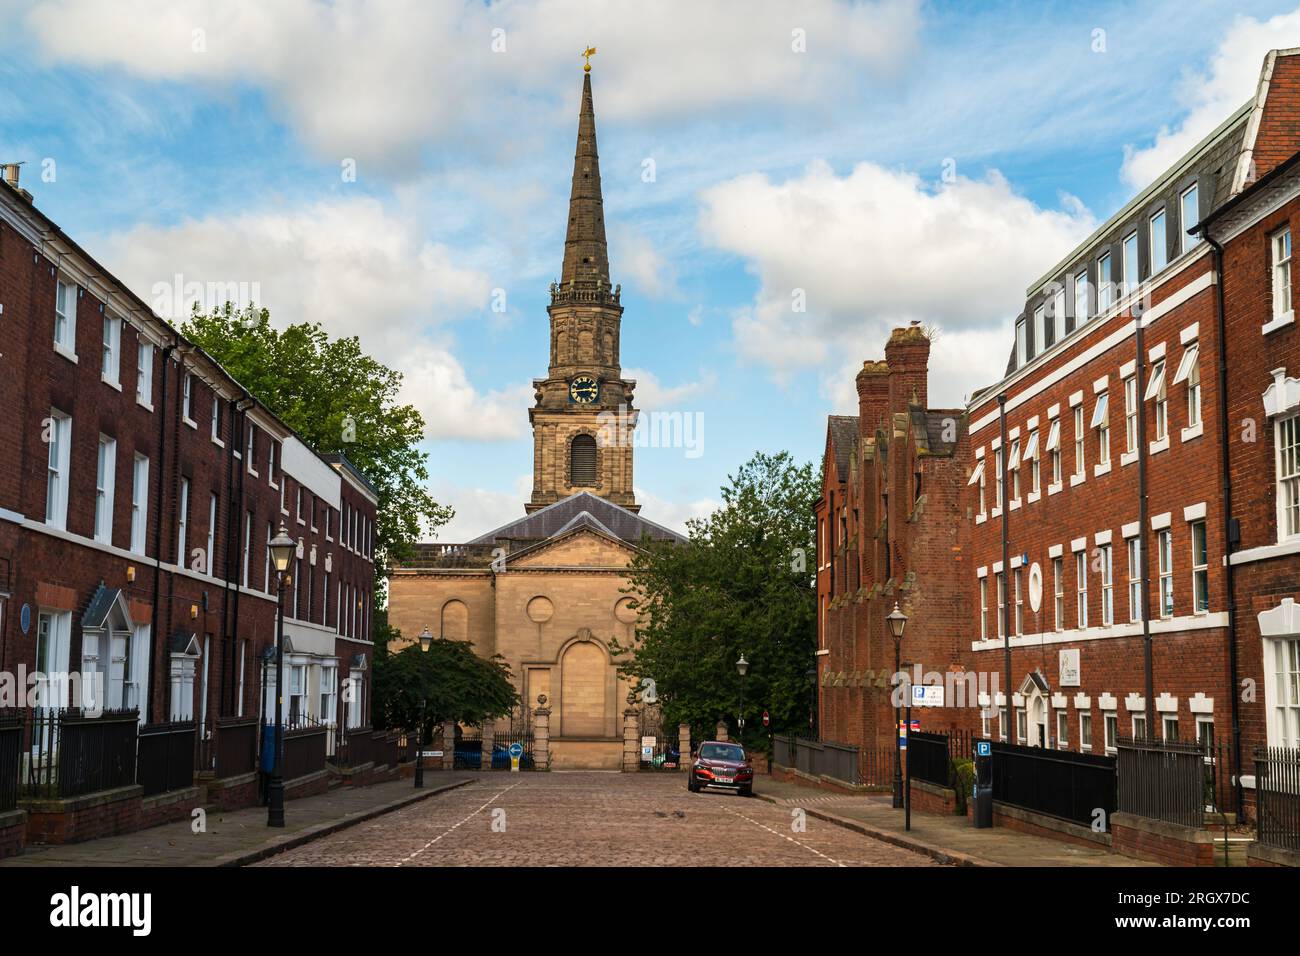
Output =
[
  {"x1": 814, "y1": 326, "x2": 969, "y2": 757},
  {"x1": 0, "y1": 163, "x2": 378, "y2": 750},
  {"x1": 815, "y1": 47, "x2": 1300, "y2": 817}
]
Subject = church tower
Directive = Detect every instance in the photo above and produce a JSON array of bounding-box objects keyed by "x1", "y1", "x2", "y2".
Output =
[{"x1": 528, "y1": 65, "x2": 639, "y2": 513}]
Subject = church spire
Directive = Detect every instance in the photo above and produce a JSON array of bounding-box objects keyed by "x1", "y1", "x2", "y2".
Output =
[{"x1": 559, "y1": 68, "x2": 610, "y2": 290}]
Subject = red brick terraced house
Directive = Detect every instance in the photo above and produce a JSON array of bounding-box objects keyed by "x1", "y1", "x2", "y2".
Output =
[
  {"x1": 0, "y1": 166, "x2": 379, "y2": 754},
  {"x1": 1197, "y1": 47, "x2": 1300, "y2": 782},
  {"x1": 815, "y1": 48, "x2": 1300, "y2": 826}
]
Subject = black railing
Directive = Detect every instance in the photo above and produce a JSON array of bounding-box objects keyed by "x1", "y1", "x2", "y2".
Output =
[
  {"x1": 283, "y1": 724, "x2": 328, "y2": 781},
  {"x1": 1116, "y1": 736, "x2": 1206, "y2": 828},
  {"x1": 908, "y1": 732, "x2": 951, "y2": 788},
  {"x1": 137, "y1": 722, "x2": 196, "y2": 797},
  {"x1": 214, "y1": 717, "x2": 258, "y2": 779},
  {"x1": 0, "y1": 712, "x2": 22, "y2": 812},
  {"x1": 1255, "y1": 746, "x2": 1300, "y2": 853},
  {"x1": 860, "y1": 746, "x2": 897, "y2": 789},
  {"x1": 24, "y1": 709, "x2": 140, "y2": 800},
  {"x1": 988, "y1": 739, "x2": 1116, "y2": 829}
]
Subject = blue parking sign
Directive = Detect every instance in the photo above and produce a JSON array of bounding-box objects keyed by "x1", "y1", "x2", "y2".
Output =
[{"x1": 976, "y1": 741, "x2": 991, "y2": 757}]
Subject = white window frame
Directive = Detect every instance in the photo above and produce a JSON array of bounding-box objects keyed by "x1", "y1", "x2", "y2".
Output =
[
  {"x1": 1015, "y1": 317, "x2": 1027, "y2": 367},
  {"x1": 136, "y1": 341, "x2": 154, "y2": 408},
  {"x1": 1073, "y1": 272, "x2": 1088, "y2": 330},
  {"x1": 1092, "y1": 392, "x2": 1110, "y2": 465},
  {"x1": 1124, "y1": 375, "x2": 1139, "y2": 454},
  {"x1": 1099, "y1": 544, "x2": 1114, "y2": 626},
  {"x1": 94, "y1": 435, "x2": 116, "y2": 545},
  {"x1": 1097, "y1": 252, "x2": 1113, "y2": 313},
  {"x1": 1053, "y1": 557, "x2": 1064, "y2": 631},
  {"x1": 1127, "y1": 537, "x2": 1141, "y2": 623},
  {"x1": 1013, "y1": 567, "x2": 1024, "y2": 636},
  {"x1": 1034, "y1": 305, "x2": 1046, "y2": 355},
  {"x1": 1276, "y1": 413, "x2": 1300, "y2": 541},
  {"x1": 1158, "y1": 528, "x2": 1174, "y2": 619},
  {"x1": 210, "y1": 395, "x2": 224, "y2": 446},
  {"x1": 1273, "y1": 226, "x2": 1293, "y2": 324},
  {"x1": 182, "y1": 372, "x2": 196, "y2": 427},
  {"x1": 1073, "y1": 405, "x2": 1086, "y2": 478},
  {"x1": 1162, "y1": 714, "x2": 1180, "y2": 742},
  {"x1": 1180, "y1": 184, "x2": 1199, "y2": 254},
  {"x1": 979, "y1": 577, "x2": 988, "y2": 640},
  {"x1": 178, "y1": 477, "x2": 190, "y2": 567},
  {"x1": 1132, "y1": 713, "x2": 1148, "y2": 741},
  {"x1": 1149, "y1": 208, "x2": 1167, "y2": 274},
  {"x1": 1047, "y1": 417, "x2": 1062, "y2": 487},
  {"x1": 45, "y1": 409, "x2": 71, "y2": 530},
  {"x1": 242, "y1": 511, "x2": 252, "y2": 589},
  {"x1": 995, "y1": 572, "x2": 1005, "y2": 638},
  {"x1": 246, "y1": 424, "x2": 259, "y2": 478},
  {"x1": 1075, "y1": 549, "x2": 1088, "y2": 628},
  {"x1": 1146, "y1": 360, "x2": 1168, "y2": 442},
  {"x1": 1267, "y1": 637, "x2": 1300, "y2": 748},
  {"x1": 1122, "y1": 231, "x2": 1139, "y2": 296},
  {"x1": 1104, "y1": 713, "x2": 1118, "y2": 754},
  {"x1": 101, "y1": 314, "x2": 121, "y2": 386},
  {"x1": 54, "y1": 277, "x2": 77, "y2": 357},
  {"x1": 1191, "y1": 519, "x2": 1208, "y2": 614},
  {"x1": 131, "y1": 454, "x2": 149, "y2": 555},
  {"x1": 1056, "y1": 710, "x2": 1069, "y2": 750},
  {"x1": 1080, "y1": 712, "x2": 1093, "y2": 752}
]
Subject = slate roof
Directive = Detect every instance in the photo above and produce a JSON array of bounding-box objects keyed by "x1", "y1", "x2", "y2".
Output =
[
  {"x1": 468, "y1": 492, "x2": 685, "y2": 546},
  {"x1": 826, "y1": 415, "x2": 859, "y2": 480},
  {"x1": 81, "y1": 583, "x2": 122, "y2": 629}
]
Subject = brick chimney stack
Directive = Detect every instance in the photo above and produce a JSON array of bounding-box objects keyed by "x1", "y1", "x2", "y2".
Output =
[
  {"x1": 885, "y1": 323, "x2": 931, "y2": 411},
  {"x1": 856, "y1": 359, "x2": 889, "y2": 438}
]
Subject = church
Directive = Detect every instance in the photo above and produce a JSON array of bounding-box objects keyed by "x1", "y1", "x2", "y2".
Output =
[{"x1": 386, "y1": 64, "x2": 685, "y2": 770}]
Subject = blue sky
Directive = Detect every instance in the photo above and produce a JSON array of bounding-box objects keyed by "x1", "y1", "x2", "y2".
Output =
[{"x1": 3, "y1": 0, "x2": 1299, "y2": 539}]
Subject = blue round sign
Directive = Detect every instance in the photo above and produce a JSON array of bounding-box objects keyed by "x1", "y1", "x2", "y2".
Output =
[
  {"x1": 20, "y1": 603, "x2": 31, "y2": 635},
  {"x1": 508, "y1": 742, "x2": 523, "y2": 758}
]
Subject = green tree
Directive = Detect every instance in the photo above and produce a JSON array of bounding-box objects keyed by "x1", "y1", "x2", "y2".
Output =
[
  {"x1": 181, "y1": 303, "x2": 452, "y2": 588},
  {"x1": 371, "y1": 621, "x2": 518, "y2": 741},
  {"x1": 611, "y1": 451, "x2": 818, "y2": 750}
]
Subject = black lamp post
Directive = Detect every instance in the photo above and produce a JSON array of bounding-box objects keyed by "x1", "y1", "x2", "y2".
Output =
[
  {"x1": 887, "y1": 602, "x2": 908, "y2": 810},
  {"x1": 414, "y1": 626, "x2": 433, "y2": 788},
  {"x1": 266, "y1": 523, "x2": 296, "y2": 828},
  {"x1": 736, "y1": 654, "x2": 749, "y2": 743}
]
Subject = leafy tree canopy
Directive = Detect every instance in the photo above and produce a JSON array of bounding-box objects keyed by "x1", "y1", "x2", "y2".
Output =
[
  {"x1": 181, "y1": 303, "x2": 452, "y2": 588},
  {"x1": 611, "y1": 451, "x2": 818, "y2": 748},
  {"x1": 371, "y1": 622, "x2": 518, "y2": 737}
]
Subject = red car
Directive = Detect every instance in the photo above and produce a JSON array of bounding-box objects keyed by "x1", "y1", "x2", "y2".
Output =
[{"x1": 687, "y1": 741, "x2": 754, "y2": 797}]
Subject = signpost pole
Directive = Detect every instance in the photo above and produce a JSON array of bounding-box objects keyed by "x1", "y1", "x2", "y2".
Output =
[{"x1": 904, "y1": 697, "x2": 912, "y2": 832}]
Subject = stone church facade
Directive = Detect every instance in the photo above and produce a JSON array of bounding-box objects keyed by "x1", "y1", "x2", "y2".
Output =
[{"x1": 387, "y1": 68, "x2": 684, "y2": 769}]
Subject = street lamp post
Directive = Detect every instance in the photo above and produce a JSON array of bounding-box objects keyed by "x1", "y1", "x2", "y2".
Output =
[
  {"x1": 415, "y1": 627, "x2": 433, "y2": 788},
  {"x1": 736, "y1": 654, "x2": 749, "y2": 744},
  {"x1": 887, "y1": 602, "x2": 908, "y2": 810},
  {"x1": 266, "y1": 524, "x2": 297, "y2": 828}
]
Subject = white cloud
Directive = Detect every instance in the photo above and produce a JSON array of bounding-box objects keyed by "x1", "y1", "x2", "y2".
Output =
[
  {"x1": 94, "y1": 195, "x2": 527, "y2": 440},
  {"x1": 426, "y1": 475, "x2": 534, "y2": 542},
  {"x1": 622, "y1": 367, "x2": 714, "y2": 409},
  {"x1": 632, "y1": 487, "x2": 719, "y2": 535},
  {"x1": 609, "y1": 225, "x2": 678, "y2": 299},
  {"x1": 17, "y1": 0, "x2": 921, "y2": 173},
  {"x1": 1121, "y1": 10, "x2": 1300, "y2": 189},
  {"x1": 699, "y1": 159, "x2": 1095, "y2": 405}
]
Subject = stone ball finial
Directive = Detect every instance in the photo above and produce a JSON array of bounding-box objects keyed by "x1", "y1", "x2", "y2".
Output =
[{"x1": 537, "y1": 694, "x2": 548, "y2": 707}]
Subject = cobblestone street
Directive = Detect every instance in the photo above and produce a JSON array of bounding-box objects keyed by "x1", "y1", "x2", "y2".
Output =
[{"x1": 256, "y1": 772, "x2": 941, "y2": 867}]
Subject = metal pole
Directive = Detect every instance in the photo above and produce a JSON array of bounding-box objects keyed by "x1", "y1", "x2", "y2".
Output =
[
  {"x1": 892, "y1": 635, "x2": 902, "y2": 809},
  {"x1": 998, "y1": 393, "x2": 1013, "y2": 757},
  {"x1": 904, "y1": 698, "x2": 912, "y2": 832},
  {"x1": 266, "y1": 574, "x2": 286, "y2": 827},
  {"x1": 414, "y1": 696, "x2": 425, "y2": 788}
]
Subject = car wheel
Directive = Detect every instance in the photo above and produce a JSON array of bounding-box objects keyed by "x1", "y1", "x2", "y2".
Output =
[
  {"x1": 687, "y1": 772, "x2": 698, "y2": 793},
  {"x1": 739, "y1": 786, "x2": 753, "y2": 798}
]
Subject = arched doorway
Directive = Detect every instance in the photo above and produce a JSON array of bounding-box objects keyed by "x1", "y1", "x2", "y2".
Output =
[{"x1": 560, "y1": 639, "x2": 608, "y2": 737}]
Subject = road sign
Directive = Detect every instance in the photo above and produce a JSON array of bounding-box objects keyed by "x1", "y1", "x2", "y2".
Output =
[
  {"x1": 910, "y1": 719, "x2": 920, "y2": 731},
  {"x1": 976, "y1": 741, "x2": 991, "y2": 757},
  {"x1": 509, "y1": 741, "x2": 523, "y2": 772},
  {"x1": 911, "y1": 684, "x2": 944, "y2": 707},
  {"x1": 762, "y1": 710, "x2": 770, "y2": 727},
  {"x1": 898, "y1": 719, "x2": 907, "y2": 749},
  {"x1": 421, "y1": 750, "x2": 442, "y2": 758}
]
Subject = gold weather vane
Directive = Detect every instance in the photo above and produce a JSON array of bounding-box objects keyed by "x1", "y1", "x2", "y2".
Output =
[{"x1": 583, "y1": 46, "x2": 597, "y2": 71}]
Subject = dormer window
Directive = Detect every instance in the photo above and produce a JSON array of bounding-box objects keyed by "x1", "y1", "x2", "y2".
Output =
[
  {"x1": 1150, "y1": 208, "x2": 1167, "y2": 274},
  {"x1": 1015, "y1": 317, "x2": 1027, "y2": 367}
]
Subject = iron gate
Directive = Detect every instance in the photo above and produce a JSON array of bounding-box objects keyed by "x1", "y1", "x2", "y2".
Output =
[
  {"x1": 638, "y1": 706, "x2": 680, "y2": 771},
  {"x1": 455, "y1": 709, "x2": 536, "y2": 770}
]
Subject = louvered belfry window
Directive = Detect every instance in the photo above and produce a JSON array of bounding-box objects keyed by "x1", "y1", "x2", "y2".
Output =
[{"x1": 570, "y1": 434, "x2": 597, "y2": 485}]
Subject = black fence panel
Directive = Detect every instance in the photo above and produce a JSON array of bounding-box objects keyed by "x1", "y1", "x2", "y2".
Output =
[
  {"x1": 908, "y1": 732, "x2": 952, "y2": 788},
  {"x1": 989, "y1": 739, "x2": 1116, "y2": 829},
  {"x1": 1116, "y1": 736, "x2": 1205, "y2": 828},
  {"x1": 137, "y1": 722, "x2": 196, "y2": 797},
  {"x1": 1255, "y1": 746, "x2": 1300, "y2": 853},
  {"x1": 0, "y1": 712, "x2": 21, "y2": 812},
  {"x1": 283, "y1": 725, "x2": 327, "y2": 780},
  {"x1": 214, "y1": 717, "x2": 258, "y2": 779}
]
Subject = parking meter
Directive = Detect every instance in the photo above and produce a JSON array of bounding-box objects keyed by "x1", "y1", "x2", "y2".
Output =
[{"x1": 972, "y1": 740, "x2": 993, "y2": 829}]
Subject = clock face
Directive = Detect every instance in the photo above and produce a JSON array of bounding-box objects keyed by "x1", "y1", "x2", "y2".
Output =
[{"x1": 569, "y1": 376, "x2": 600, "y2": 404}]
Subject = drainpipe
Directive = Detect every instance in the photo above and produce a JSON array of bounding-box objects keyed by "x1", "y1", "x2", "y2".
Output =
[
  {"x1": 147, "y1": 339, "x2": 176, "y2": 724},
  {"x1": 1204, "y1": 231, "x2": 1243, "y2": 817},
  {"x1": 998, "y1": 394, "x2": 1012, "y2": 739}
]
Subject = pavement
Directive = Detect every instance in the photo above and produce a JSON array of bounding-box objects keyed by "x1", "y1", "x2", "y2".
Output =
[
  {"x1": 752, "y1": 775, "x2": 1158, "y2": 867},
  {"x1": 0, "y1": 773, "x2": 476, "y2": 867},
  {"x1": 258, "y1": 771, "x2": 942, "y2": 867}
]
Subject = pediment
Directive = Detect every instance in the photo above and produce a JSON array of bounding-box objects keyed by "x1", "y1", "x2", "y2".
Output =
[{"x1": 508, "y1": 528, "x2": 637, "y2": 569}]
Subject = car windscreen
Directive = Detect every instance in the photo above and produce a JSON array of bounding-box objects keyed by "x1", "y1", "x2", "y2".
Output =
[{"x1": 699, "y1": 744, "x2": 745, "y2": 762}]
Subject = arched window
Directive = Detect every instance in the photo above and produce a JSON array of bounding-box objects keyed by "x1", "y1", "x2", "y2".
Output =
[{"x1": 570, "y1": 434, "x2": 597, "y2": 485}]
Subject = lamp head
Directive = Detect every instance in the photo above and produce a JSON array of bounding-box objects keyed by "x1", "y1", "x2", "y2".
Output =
[
  {"x1": 269, "y1": 523, "x2": 296, "y2": 573},
  {"x1": 736, "y1": 653, "x2": 749, "y2": 677},
  {"x1": 419, "y1": 627, "x2": 433, "y2": 653},
  {"x1": 886, "y1": 601, "x2": 908, "y2": 640}
]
